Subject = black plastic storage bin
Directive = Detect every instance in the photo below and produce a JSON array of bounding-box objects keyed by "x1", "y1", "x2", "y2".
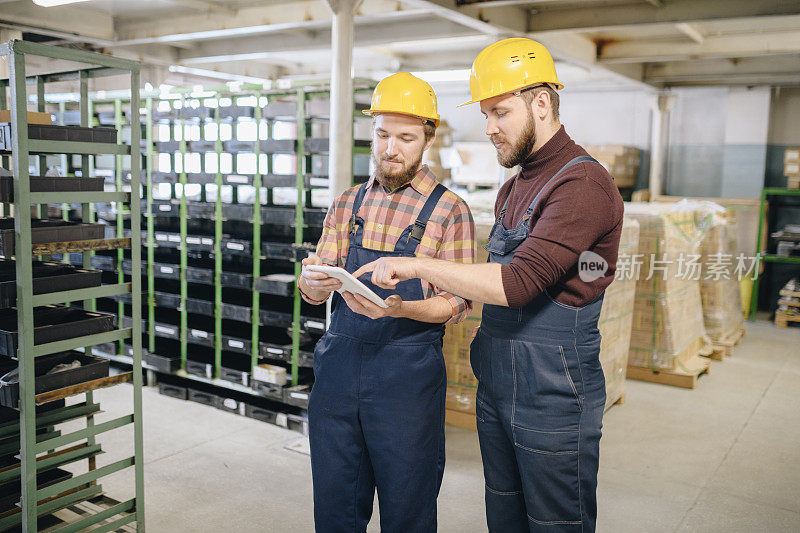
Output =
[
  {"x1": 214, "y1": 394, "x2": 244, "y2": 415},
  {"x1": 220, "y1": 366, "x2": 249, "y2": 386},
  {"x1": 144, "y1": 352, "x2": 181, "y2": 374},
  {"x1": 27, "y1": 124, "x2": 117, "y2": 144},
  {"x1": 0, "y1": 350, "x2": 110, "y2": 407},
  {"x1": 157, "y1": 382, "x2": 188, "y2": 400},
  {"x1": 187, "y1": 388, "x2": 216, "y2": 406},
  {"x1": 283, "y1": 384, "x2": 311, "y2": 409},
  {"x1": 0, "y1": 123, "x2": 116, "y2": 152},
  {"x1": 0, "y1": 468, "x2": 73, "y2": 513},
  {"x1": 0, "y1": 259, "x2": 102, "y2": 309},
  {"x1": 244, "y1": 404, "x2": 279, "y2": 424},
  {"x1": 0, "y1": 305, "x2": 116, "y2": 358},
  {"x1": 0, "y1": 218, "x2": 106, "y2": 256},
  {"x1": 254, "y1": 380, "x2": 284, "y2": 401},
  {"x1": 0, "y1": 175, "x2": 105, "y2": 202},
  {"x1": 185, "y1": 360, "x2": 213, "y2": 379}
]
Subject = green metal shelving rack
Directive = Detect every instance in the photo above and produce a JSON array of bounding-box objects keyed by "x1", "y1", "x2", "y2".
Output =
[
  {"x1": 0, "y1": 40, "x2": 145, "y2": 532},
  {"x1": 138, "y1": 82, "x2": 373, "y2": 396},
  {"x1": 749, "y1": 187, "x2": 800, "y2": 320}
]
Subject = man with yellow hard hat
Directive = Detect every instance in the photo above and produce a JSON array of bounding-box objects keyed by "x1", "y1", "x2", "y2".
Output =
[
  {"x1": 298, "y1": 72, "x2": 476, "y2": 532},
  {"x1": 355, "y1": 39, "x2": 624, "y2": 532}
]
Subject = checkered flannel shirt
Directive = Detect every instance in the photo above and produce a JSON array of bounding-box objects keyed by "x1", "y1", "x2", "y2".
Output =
[{"x1": 308, "y1": 165, "x2": 475, "y2": 324}]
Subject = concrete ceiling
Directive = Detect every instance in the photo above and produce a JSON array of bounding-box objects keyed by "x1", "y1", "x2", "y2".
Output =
[{"x1": 1, "y1": 0, "x2": 799, "y2": 89}]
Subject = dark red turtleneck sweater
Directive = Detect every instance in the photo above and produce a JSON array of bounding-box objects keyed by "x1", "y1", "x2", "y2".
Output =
[{"x1": 497, "y1": 126, "x2": 624, "y2": 308}]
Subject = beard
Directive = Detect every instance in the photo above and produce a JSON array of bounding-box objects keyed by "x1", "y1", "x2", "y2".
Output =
[
  {"x1": 371, "y1": 149, "x2": 424, "y2": 190},
  {"x1": 492, "y1": 109, "x2": 536, "y2": 168}
]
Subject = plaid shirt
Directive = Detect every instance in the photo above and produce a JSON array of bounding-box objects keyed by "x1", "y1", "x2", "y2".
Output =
[{"x1": 309, "y1": 165, "x2": 475, "y2": 324}]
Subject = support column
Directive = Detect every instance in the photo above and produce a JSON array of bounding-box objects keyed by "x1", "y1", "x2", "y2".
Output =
[
  {"x1": 648, "y1": 91, "x2": 675, "y2": 200},
  {"x1": 324, "y1": 0, "x2": 362, "y2": 201}
]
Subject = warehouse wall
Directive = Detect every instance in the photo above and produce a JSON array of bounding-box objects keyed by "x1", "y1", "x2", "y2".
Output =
[
  {"x1": 433, "y1": 83, "x2": 774, "y2": 198},
  {"x1": 665, "y1": 86, "x2": 771, "y2": 198},
  {"x1": 435, "y1": 86, "x2": 654, "y2": 187}
]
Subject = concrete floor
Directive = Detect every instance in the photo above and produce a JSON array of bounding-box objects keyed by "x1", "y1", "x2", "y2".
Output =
[{"x1": 61, "y1": 319, "x2": 799, "y2": 532}]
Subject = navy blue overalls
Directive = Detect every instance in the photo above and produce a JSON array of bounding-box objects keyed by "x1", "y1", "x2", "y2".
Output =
[
  {"x1": 471, "y1": 156, "x2": 606, "y2": 532},
  {"x1": 308, "y1": 182, "x2": 448, "y2": 533}
]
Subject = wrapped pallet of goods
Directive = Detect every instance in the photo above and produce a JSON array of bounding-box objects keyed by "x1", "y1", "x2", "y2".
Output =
[
  {"x1": 442, "y1": 220, "x2": 491, "y2": 430},
  {"x1": 623, "y1": 203, "x2": 711, "y2": 389},
  {"x1": 694, "y1": 203, "x2": 746, "y2": 357},
  {"x1": 597, "y1": 216, "x2": 640, "y2": 410}
]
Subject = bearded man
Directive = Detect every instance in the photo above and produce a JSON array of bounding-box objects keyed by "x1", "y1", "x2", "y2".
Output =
[
  {"x1": 297, "y1": 72, "x2": 476, "y2": 533},
  {"x1": 354, "y1": 39, "x2": 624, "y2": 532}
]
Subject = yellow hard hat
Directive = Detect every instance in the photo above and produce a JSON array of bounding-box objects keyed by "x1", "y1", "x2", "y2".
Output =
[
  {"x1": 363, "y1": 72, "x2": 440, "y2": 127},
  {"x1": 460, "y1": 38, "x2": 563, "y2": 106}
]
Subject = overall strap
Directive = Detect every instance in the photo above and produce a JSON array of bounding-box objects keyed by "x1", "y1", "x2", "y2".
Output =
[
  {"x1": 348, "y1": 182, "x2": 370, "y2": 243},
  {"x1": 518, "y1": 155, "x2": 599, "y2": 226},
  {"x1": 394, "y1": 183, "x2": 447, "y2": 254}
]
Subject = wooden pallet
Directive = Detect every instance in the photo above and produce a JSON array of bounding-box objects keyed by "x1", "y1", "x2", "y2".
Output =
[
  {"x1": 445, "y1": 408, "x2": 477, "y2": 431},
  {"x1": 39, "y1": 495, "x2": 136, "y2": 533},
  {"x1": 775, "y1": 311, "x2": 800, "y2": 328},
  {"x1": 627, "y1": 353, "x2": 711, "y2": 389},
  {"x1": 706, "y1": 326, "x2": 746, "y2": 360},
  {"x1": 605, "y1": 391, "x2": 626, "y2": 412}
]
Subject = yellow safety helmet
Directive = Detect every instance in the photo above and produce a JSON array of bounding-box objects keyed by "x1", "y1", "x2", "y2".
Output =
[
  {"x1": 460, "y1": 37, "x2": 563, "y2": 106},
  {"x1": 363, "y1": 72, "x2": 440, "y2": 127}
]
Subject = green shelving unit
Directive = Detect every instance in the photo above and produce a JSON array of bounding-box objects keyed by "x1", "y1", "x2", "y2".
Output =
[
  {"x1": 125, "y1": 81, "x2": 373, "y2": 415},
  {"x1": 749, "y1": 187, "x2": 800, "y2": 320},
  {"x1": 0, "y1": 40, "x2": 145, "y2": 531}
]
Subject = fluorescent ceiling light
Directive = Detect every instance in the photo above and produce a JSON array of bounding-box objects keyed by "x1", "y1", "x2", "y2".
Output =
[
  {"x1": 410, "y1": 69, "x2": 471, "y2": 84},
  {"x1": 32, "y1": 0, "x2": 91, "y2": 6},
  {"x1": 168, "y1": 65, "x2": 269, "y2": 85}
]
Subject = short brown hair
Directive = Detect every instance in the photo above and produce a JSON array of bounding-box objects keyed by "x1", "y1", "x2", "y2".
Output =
[
  {"x1": 521, "y1": 84, "x2": 560, "y2": 122},
  {"x1": 423, "y1": 120, "x2": 436, "y2": 143}
]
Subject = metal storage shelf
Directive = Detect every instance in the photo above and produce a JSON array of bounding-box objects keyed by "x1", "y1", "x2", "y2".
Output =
[
  {"x1": 89, "y1": 79, "x2": 372, "y2": 425},
  {"x1": 749, "y1": 187, "x2": 800, "y2": 319},
  {"x1": 0, "y1": 39, "x2": 144, "y2": 532}
]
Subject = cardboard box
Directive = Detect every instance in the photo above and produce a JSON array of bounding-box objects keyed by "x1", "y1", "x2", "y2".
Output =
[
  {"x1": 252, "y1": 363, "x2": 287, "y2": 386},
  {"x1": 784, "y1": 147, "x2": 800, "y2": 164},
  {"x1": 0, "y1": 110, "x2": 53, "y2": 125},
  {"x1": 624, "y1": 203, "x2": 707, "y2": 370},
  {"x1": 597, "y1": 217, "x2": 639, "y2": 409},
  {"x1": 785, "y1": 161, "x2": 800, "y2": 176},
  {"x1": 584, "y1": 144, "x2": 641, "y2": 188}
]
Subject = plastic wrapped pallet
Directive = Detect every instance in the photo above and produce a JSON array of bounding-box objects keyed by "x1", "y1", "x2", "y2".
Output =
[
  {"x1": 597, "y1": 216, "x2": 639, "y2": 409},
  {"x1": 442, "y1": 221, "x2": 491, "y2": 419},
  {"x1": 623, "y1": 203, "x2": 708, "y2": 370},
  {"x1": 694, "y1": 203, "x2": 744, "y2": 342}
]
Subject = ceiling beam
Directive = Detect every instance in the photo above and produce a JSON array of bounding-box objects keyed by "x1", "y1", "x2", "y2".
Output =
[
  {"x1": 112, "y1": 8, "x2": 430, "y2": 47},
  {"x1": 400, "y1": 0, "x2": 599, "y2": 65},
  {"x1": 644, "y1": 55, "x2": 800, "y2": 86},
  {"x1": 169, "y1": 0, "x2": 237, "y2": 15},
  {"x1": 176, "y1": 16, "x2": 477, "y2": 64},
  {"x1": 113, "y1": 0, "x2": 411, "y2": 44},
  {"x1": 527, "y1": 0, "x2": 800, "y2": 32},
  {"x1": 674, "y1": 22, "x2": 704, "y2": 44},
  {"x1": 0, "y1": 0, "x2": 114, "y2": 42},
  {"x1": 599, "y1": 29, "x2": 800, "y2": 63},
  {"x1": 401, "y1": 0, "x2": 526, "y2": 33}
]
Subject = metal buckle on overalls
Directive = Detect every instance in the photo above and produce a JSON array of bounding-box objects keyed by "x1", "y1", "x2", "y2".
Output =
[
  {"x1": 410, "y1": 220, "x2": 427, "y2": 241},
  {"x1": 350, "y1": 216, "x2": 362, "y2": 234}
]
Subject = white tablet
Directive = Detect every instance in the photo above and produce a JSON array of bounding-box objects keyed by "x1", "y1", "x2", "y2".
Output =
[{"x1": 304, "y1": 264, "x2": 389, "y2": 309}]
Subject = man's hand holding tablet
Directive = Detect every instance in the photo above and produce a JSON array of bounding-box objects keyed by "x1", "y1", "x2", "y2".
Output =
[{"x1": 300, "y1": 255, "x2": 403, "y2": 319}]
